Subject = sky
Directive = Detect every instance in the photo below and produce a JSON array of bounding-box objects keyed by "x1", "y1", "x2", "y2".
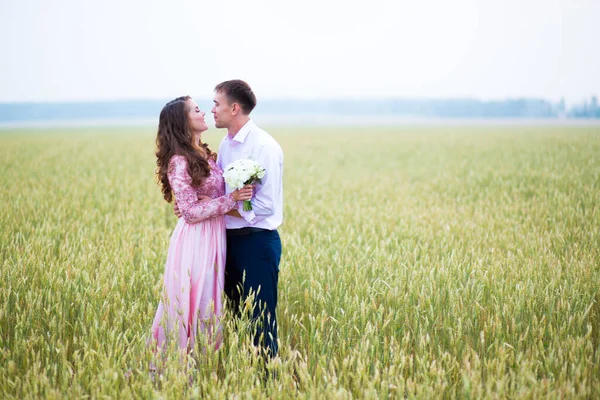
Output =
[{"x1": 1, "y1": 0, "x2": 598, "y2": 104}]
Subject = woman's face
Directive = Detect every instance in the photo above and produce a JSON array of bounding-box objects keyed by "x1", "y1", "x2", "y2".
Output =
[{"x1": 186, "y1": 99, "x2": 208, "y2": 142}]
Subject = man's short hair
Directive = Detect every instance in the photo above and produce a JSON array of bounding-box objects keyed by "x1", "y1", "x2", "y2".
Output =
[{"x1": 215, "y1": 80, "x2": 257, "y2": 115}]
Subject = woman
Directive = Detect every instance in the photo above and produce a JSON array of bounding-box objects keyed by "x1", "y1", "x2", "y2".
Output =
[{"x1": 150, "y1": 96, "x2": 253, "y2": 352}]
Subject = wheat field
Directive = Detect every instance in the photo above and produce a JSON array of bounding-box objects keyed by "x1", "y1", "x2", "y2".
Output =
[{"x1": 1, "y1": 125, "x2": 599, "y2": 398}]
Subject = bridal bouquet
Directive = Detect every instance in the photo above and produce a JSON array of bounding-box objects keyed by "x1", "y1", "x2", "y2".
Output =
[{"x1": 222, "y1": 159, "x2": 265, "y2": 211}]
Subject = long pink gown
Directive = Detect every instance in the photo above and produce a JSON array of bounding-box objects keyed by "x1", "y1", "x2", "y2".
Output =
[{"x1": 150, "y1": 154, "x2": 236, "y2": 351}]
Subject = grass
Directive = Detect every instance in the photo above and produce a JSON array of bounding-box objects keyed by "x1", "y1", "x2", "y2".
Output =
[{"x1": 1, "y1": 125, "x2": 599, "y2": 398}]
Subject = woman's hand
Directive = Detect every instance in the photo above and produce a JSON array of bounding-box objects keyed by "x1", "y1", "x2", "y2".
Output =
[{"x1": 232, "y1": 185, "x2": 254, "y2": 202}]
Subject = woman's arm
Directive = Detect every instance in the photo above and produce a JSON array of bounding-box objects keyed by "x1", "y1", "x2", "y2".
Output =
[{"x1": 168, "y1": 155, "x2": 237, "y2": 224}]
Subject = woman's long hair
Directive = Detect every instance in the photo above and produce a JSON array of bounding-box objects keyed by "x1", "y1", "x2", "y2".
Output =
[{"x1": 155, "y1": 96, "x2": 216, "y2": 203}]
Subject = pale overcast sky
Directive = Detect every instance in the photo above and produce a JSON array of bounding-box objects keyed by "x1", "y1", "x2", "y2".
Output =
[{"x1": 0, "y1": 0, "x2": 598, "y2": 103}]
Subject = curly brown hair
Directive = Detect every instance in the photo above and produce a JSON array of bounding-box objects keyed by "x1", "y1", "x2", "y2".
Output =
[{"x1": 155, "y1": 96, "x2": 216, "y2": 203}]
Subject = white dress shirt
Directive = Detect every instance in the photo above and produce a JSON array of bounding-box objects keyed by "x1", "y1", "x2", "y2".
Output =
[{"x1": 217, "y1": 119, "x2": 284, "y2": 230}]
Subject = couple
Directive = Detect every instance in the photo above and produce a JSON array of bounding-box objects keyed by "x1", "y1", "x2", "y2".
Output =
[{"x1": 149, "y1": 80, "x2": 283, "y2": 359}]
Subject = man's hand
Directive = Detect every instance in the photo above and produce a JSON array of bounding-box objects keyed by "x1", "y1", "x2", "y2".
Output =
[
  {"x1": 173, "y1": 202, "x2": 181, "y2": 218},
  {"x1": 173, "y1": 195, "x2": 211, "y2": 218},
  {"x1": 226, "y1": 209, "x2": 242, "y2": 218}
]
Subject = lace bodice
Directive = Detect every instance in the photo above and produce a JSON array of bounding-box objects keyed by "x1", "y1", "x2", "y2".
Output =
[{"x1": 168, "y1": 155, "x2": 236, "y2": 224}]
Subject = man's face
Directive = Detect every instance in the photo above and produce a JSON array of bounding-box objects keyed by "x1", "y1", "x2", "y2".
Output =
[{"x1": 211, "y1": 91, "x2": 232, "y2": 129}]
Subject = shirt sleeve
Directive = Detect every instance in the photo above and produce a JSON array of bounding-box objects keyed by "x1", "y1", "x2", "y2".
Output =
[
  {"x1": 168, "y1": 155, "x2": 237, "y2": 224},
  {"x1": 244, "y1": 142, "x2": 283, "y2": 222}
]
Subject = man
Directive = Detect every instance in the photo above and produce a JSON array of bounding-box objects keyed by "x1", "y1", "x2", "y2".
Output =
[
  {"x1": 178, "y1": 80, "x2": 283, "y2": 357},
  {"x1": 215, "y1": 80, "x2": 284, "y2": 358}
]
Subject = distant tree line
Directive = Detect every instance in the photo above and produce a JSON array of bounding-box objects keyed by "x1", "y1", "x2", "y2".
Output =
[
  {"x1": 0, "y1": 96, "x2": 598, "y2": 122},
  {"x1": 0, "y1": 100, "x2": 166, "y2": 122},
  {"x1": 567, "y1": 96, "x2": 600, "y2": 118}
]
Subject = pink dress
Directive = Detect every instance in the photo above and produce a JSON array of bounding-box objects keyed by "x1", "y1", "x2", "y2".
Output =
[{"x1": 150, "y1": 154, "x2": 236, "y2": 351}]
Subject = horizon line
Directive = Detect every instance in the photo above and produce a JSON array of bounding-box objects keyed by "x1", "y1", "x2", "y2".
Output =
[{"x1": 0, "y1": 95, "x2": 593, "y2": 105}]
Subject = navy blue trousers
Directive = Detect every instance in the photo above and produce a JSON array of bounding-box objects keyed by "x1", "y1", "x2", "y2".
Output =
[{"x1": 225, "y1": 229, "x2": 281, "y2": 357}]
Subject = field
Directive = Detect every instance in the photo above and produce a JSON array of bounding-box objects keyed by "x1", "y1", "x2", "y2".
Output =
[{"x1": 1, "y1": 125, "x2": 599, "y2": 398}]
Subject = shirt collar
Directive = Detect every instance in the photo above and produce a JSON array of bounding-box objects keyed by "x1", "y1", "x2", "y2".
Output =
[{"x1": 228, "y1": 119, "x2": 255, "y2": 143}]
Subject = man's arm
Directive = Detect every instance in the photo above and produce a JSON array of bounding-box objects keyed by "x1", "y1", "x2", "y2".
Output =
[
  {"x1": 226, "y1": 209, "x2": 242, "y2": 218},
  {"x1": 244, "y1": 142, "x2": 283, "y2": 221}
]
